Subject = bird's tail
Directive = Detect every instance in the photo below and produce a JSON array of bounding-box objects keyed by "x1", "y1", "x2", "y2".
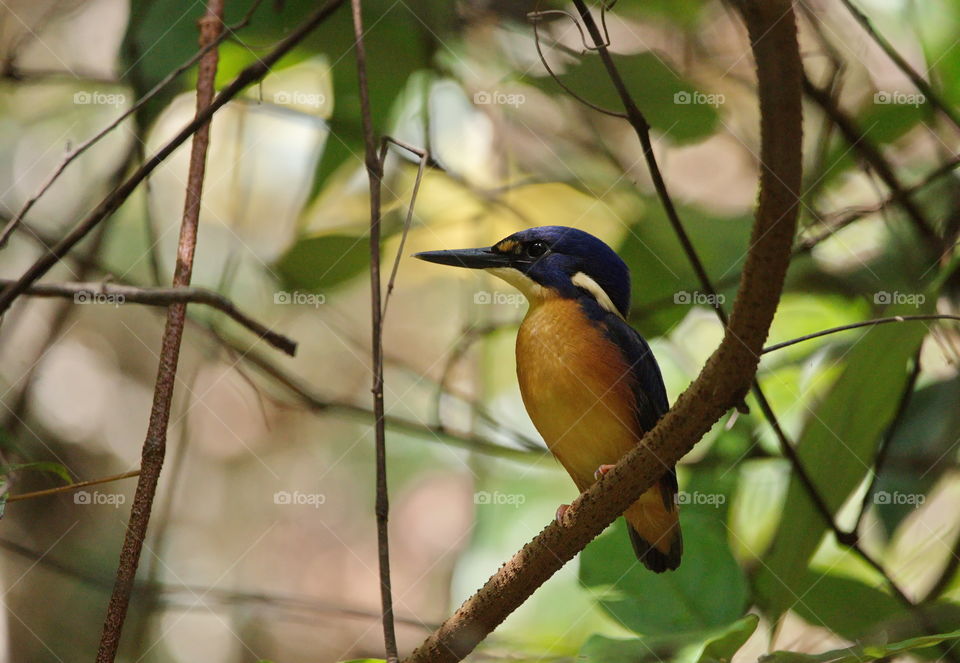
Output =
[{"x1": 624, "y1": 471, "x2": 682, "y2": 573}]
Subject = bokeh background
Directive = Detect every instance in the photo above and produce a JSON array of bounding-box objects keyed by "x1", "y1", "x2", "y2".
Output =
[{"x1": 0, "y1": 0, "x2": 959, "y2": 661}]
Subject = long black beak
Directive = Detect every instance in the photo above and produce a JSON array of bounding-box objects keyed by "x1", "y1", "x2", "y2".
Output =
[{"x1": 413, "y1": 246, "x2": 512, "y2": 269}]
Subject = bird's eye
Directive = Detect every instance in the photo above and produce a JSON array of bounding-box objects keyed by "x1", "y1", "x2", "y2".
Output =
[{"x1": 527, "y1": 241, "x2": 548, "y2": 258}]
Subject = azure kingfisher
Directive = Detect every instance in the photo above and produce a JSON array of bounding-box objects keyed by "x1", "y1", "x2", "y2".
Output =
[{"x1": 415, "y1": 226, "x2": 682, "y2": 572}]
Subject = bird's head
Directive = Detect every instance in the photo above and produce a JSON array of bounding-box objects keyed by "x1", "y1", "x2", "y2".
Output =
[{"x1": 414, "y1": 226, "x2": 631, "y2": 318}]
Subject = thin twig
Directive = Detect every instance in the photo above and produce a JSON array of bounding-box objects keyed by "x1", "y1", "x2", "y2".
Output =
[
  {"x1": 796, "y1": 154, "x2": 960, "y2": 251},
  {"x1": 95, "y1": 2, "x2": 225, "y2": 660},
  {"x1": 350, "y1": 0, "x2": 398, "y2": 660},
  {"x1": 762, "y1": 314, "x2": 960, "y2": 353},
  {"x1": 837, "y1": 0, "x2": 960, "y2": 132},
  {"x1": 6, "y1": 470, "x2": 140, "y2": 503},
  {"x1": 0, "y1": 0, "x2": 348, "y2": 318},
  {"x1": 380, "y1": 136, "x2": 429, "y2": 319},
  {"x1": 6, "y1": 279, "x2": 297, "y2": 355},
  {"x1": 802, "y1": 73, "x2": 942, "y2": 253},
  {"x1": 0, "y1": 1, "x2": 265, "y2": 249},
  {"x1": 853, "y1": 348, "x2": 922, "y2": 533}
]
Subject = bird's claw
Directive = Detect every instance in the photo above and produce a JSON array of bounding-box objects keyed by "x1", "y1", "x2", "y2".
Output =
[
  {"x1": 555, "y1": 503, "x2": 570, "y2": 524},
  {"x1": 594, "y1": 464, "x2": 616, "y2": 481}
]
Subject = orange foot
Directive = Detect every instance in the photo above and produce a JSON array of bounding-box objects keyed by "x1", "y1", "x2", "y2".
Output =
[{"x1": 594, "y1": 464, "x2": 616, "y2": 481}]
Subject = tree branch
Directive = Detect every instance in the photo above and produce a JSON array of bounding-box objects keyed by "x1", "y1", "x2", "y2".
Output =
[
  {"x1": 95, "y1": 2, "x2": 225, "y2": 660},
  {"x1": 5, "y1": 279, "x2": 297, "y2": 356},
  {"x1": 403, "y1": 0, "x2": 804, "y2": 659},
  {"x1": 6, "y1": 470, "x2": 140, "y2": 503},
  {"x1": 350, "y1": 1, "x2": 398, "y2": 660},
  {"x1": 0, "y1": 0, "x2": 348, "y2": 318}
]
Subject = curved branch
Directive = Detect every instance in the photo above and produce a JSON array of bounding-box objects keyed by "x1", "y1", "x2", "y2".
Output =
[
  {"x1": 762, "y1": 314, "x2": 960, "y2": 353},
  {"x1": 6, "y1": 280, "x2": 297, "y2": 355},
  {"x1": 403, "y1": 0, "x2": 803, "y2": 660}
]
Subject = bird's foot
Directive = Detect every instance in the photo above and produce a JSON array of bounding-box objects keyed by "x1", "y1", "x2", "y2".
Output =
[
  {"x1": 555, "y1": 503, "x2": 570, "y2": 524},
  {"x1": 594, "y1": 464, "x2": 617, "y2": 481}
]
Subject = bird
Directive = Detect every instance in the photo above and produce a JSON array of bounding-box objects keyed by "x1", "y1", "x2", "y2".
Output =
[{"x1": 414, "y1": 225, "x2": 682, "y2": 572}]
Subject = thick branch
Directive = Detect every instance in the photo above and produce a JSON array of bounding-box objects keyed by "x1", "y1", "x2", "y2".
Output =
[
  {"x1": 95, "y1": 3, "x2": 225, "y2": 660},
  {"x1": 6, "y1": 279, "x2": 297, "y2": 355},
  {"x1": 403, "y1": 1, "x2": 803, "y2": 660}
]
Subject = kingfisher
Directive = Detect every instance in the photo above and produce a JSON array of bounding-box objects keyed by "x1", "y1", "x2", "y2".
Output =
[{"x1": 415, "y1": 226, "x2": 681, "y2": 572}]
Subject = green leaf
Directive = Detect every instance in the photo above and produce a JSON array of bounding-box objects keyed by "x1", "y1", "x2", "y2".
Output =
[
  {"x1": 620, "y1": 206, "x2": 752, "y2": 336},
  {"x1": 526, "y1": 52, "x2": 719, "y2": 143},
  {"x1": 789, "y1": 571, "x2": 901, "y2": 640},
  {"x1": 580, "y1": 513, "x2": 748, "y2": 636},
  {"x1": 760, "y1": 627, "x2": 960, "y2": 663},
  {"x1": 0, "y1": 461, "x2": 73, "y2": 485},
  {"x1": 275, "y1": 234, "x2": 370, "y2": 292},
  {"x1": 580, "y1": 614, "x2": 758, "y2": 663},
  {"x1": 754, "y1": 311, "x2": 929, "y2": 620},
  {"x1": 873, "y1": 376, "x2": 960, "y2": 533}
]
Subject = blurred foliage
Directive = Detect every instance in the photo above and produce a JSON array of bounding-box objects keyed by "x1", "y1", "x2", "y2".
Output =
[{"x1": 1, "y1": 0, "x2": 960, "y2": 662}]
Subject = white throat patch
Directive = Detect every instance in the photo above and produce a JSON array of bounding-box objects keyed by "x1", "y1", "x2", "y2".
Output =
[
  {"x1": 485, "y1": 267, "x2": 547, "y2": 302},
  {"x1": 571, "y1": 271, "x2": 624, "y2": 319}
]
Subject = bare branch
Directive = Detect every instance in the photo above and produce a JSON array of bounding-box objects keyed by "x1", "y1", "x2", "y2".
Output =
[
  {"x1": 96, "y1": 2, "x2": 226, "y2": 659},
  {"x1": 762, "y1": 314, "x2": 960, "y2": 353},
  {"x1": 7, "y1": 279, "x2": 297, "y2": 356},
  {"x1": 6, "y1": 470, "x2": 140, "y2": 503},
  {"x1": 351, "y1": 1, "x2": 399, "y2": 660}
]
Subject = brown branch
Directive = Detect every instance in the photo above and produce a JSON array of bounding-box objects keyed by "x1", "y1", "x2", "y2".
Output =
[
  {"x1": 0, "y1": 1, "x2": 265, "y2": 249},
  {"x1": 0, "y1": 0, "x2": 348, "y2": 318},
  {"x1": 403, "y1": 0, "x2": 804, "y2": 659},
  {"x1": 350, "y1": 1, "x2": 398, "y2": 661},
  {"x1": 95, "y1": 2, "x2": 225, "y2": 660},
  {"x1": 6, "y1": 279, "x2": 297, "y2": 356},
  {"x1": 837, "y1": 0, "x2": 960, "y2": 132},
  {"x1": 6, "y1": 470, "x2": 140, "y2": 503}
]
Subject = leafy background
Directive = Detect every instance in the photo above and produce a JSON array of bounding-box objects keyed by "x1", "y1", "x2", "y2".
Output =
[{"x1": 0, "y1": 0, "x2": 958, "y2": 662}]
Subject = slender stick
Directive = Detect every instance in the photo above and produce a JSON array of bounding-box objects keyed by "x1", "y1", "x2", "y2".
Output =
[
  {"x1": 0, "y1": 0, "x2": 347, "y2": 318},
  {"x1": 95, "y1": 3, "x2": 225, "y2": 660},
  {"x1": 6, "y1": 470, "x2": 141, "y2": 503},
  {"x1": 762, "y1": 314, "x2": 960, "y2": 353},
  {"x1": 6, "y1": 279, "x2": 297, "y2": 355},
  {"x1": 350, "y1": 1, "x2": 398, "y2": 660}
]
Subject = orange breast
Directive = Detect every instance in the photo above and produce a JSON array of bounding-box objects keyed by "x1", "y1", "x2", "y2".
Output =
[{"x1": 516, "y1": 297, "x2": 640, "y2": 490}]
